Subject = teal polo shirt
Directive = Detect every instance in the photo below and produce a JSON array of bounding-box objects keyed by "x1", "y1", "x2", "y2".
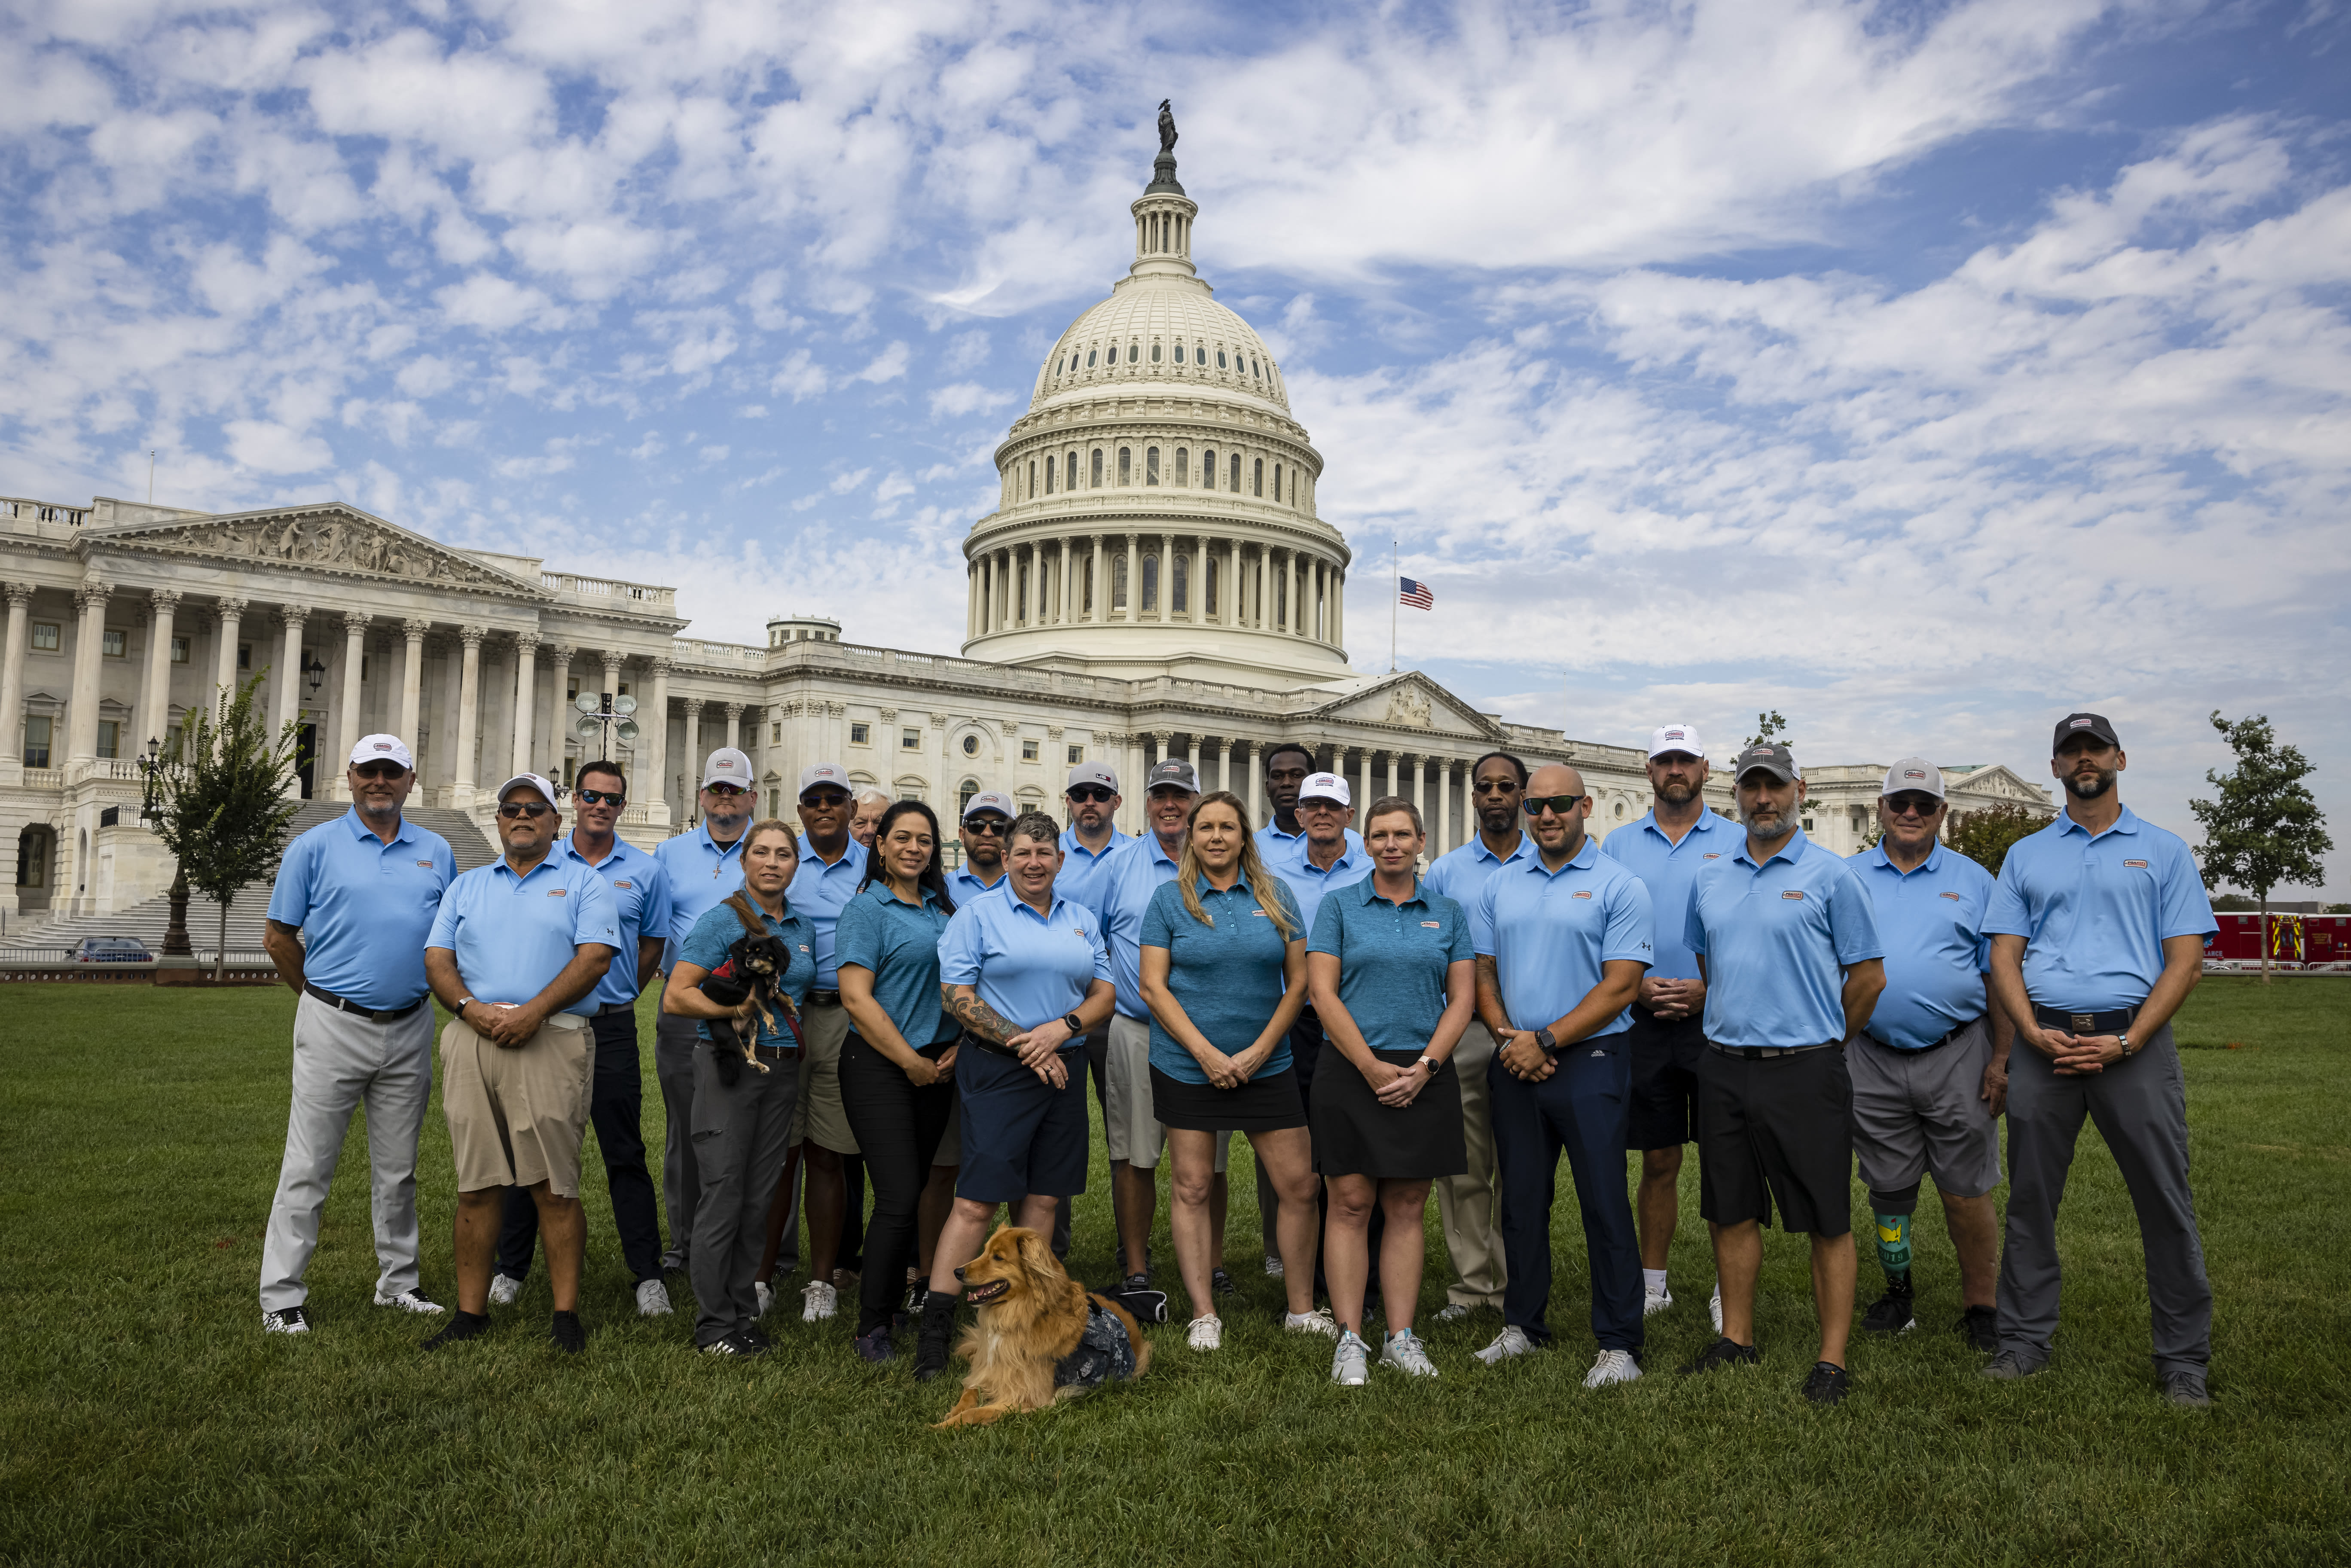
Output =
[
  {"x1": 1983, "y1": 805, "x2": 2216, "y2": 1012},
  {"x1": 834, "y1": 879, "x2": 957, "y2": 1048},
  {"x1": 266, "y1": 808, "x2": 454, "y2": 1010},
  {"x1": 1307, "y1": 876, "x2": 1476, "y2": 1057},
  {"x1": 1850, "y1": 840, "x2": 1994, "y2": 1050},
  {"x1": 554, "y1": 832, "x2": 672, "y2": 1009},
  {"x1": 937, "y1": 888, "x2": 1112, "y2": 1033},
  {"x1": 1599, "y1": 806, "x2": 1744, "y2": 982},
  {"x1": 1684, "y1": 829, "x2": 1883, "y2": 1049},
  {"x1": 676, "y1": 898, "x2": 815, "y2": 1049},
  {"x1": 1472, "y1": 838, "x2": 1653, "y2": 1039},
  {"x1": 1139, "y1": 873, "x2": 1307, "y2": 1083},
  {"x1": 788, "y1": 835, "x2": 869, "y2": 988},
  {"x1": 427, "y1": 851, "x2": 621, "y2": 1015},
  {"x1": 653, "y1": 821, "x2": 747, "y2": 958}
]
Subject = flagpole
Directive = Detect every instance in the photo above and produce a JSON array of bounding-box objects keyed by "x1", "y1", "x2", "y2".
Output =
[{"x1": 1389, "y1": 537, "x2": 1398, "y2": 674}]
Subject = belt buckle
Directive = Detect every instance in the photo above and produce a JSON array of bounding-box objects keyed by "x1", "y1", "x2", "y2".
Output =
[{"x1": 2069, "y1": 1012, "x2": 2096, "y2": 1033}]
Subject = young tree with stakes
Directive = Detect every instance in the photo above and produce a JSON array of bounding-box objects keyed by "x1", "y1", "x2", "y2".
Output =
[
  {"x1": 2190, "y1": 711, "x2": 2332, "y2": 983},
  {"x1": 154, "y1": 674, "x2": 302, "y2": 980}
]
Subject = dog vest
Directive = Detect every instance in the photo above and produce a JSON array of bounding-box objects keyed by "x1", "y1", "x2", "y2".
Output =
[{"x1": 1053, "y1": 1300, "x2": 1138, "y2": 1392}]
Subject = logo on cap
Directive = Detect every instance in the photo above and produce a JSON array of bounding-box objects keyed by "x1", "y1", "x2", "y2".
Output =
[
  {"x1": 1903, "y1": 769, "x2": 1925, "y2": 780},
  {"x1": 2070, "y1": 717, "x2": 2093, "y2": 728},
  {"x1": 372, "y1": 741, "x2": 394, "y2": 752},
  {"x1": 1664, "y1": 729, "x2": 1684, "y2": 740}
]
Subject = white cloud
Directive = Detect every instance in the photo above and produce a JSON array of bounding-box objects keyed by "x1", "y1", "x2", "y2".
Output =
[
  {"x1": 436, "y1": 273, "x2": 569, "y2": 331},
  {"x1": 853, "y1": 340, "x2": 910, "y2": 384},
  {"x1": 224, "y1": 419, "x2": 333, "y2": 473},
  {"x1": 927, "y1": 381, "x2": 1013, "y2": 417}
]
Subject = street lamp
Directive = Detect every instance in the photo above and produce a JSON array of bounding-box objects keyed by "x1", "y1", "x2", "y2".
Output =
[
  {"x1": 136, "y1": 736, "x2": 165, "y2": 826},
  {"x1": 302, "y1": 650, "x2": 327, "y2": 698},
  {"x1": 573, "y1": 691, "x2": 640, "y2": 766}
]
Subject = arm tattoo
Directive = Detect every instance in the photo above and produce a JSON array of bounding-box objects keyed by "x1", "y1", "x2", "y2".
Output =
[{"x1": 940, "y1": 984, "x2": 1016, "y2": 1046}]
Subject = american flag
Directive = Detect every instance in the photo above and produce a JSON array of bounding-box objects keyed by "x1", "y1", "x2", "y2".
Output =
[{"x1": 1398, "y1": 576, "x2": 1434, "y2": 610}]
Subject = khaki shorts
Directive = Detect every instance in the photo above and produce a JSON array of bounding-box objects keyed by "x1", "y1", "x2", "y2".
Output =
[
  {"x1": 790, "y1": 999, "x2": 860, "y2": 1155},
  {"x1": 440, "y1": 1011, "x2": 593, "y2": 1198}
]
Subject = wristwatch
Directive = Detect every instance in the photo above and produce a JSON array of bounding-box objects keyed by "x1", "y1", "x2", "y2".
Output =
[
  {"x1": 1534, "y1": 1027, "x2": 1558, "y2": 1056},
  {"x1": 1417, "y1": 1055, "x2": 1444, "y2": 1075},
  {"x1": 2116, "y1": 1033, "x2": 2135, "y2": 1058},
  {"x1": 1063, "y1": 1012, "x2": 1086, "y2": 1035}
]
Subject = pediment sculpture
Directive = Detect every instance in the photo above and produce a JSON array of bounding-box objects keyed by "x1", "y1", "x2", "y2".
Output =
[{"x1": 114, "y1": 512, "x2": 531, "y2": 592}]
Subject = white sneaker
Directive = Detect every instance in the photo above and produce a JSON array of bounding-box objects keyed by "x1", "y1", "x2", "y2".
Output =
[
  {"x1": 1284, "y1": 1307, "x2": 1341, "y2": 1339},
  {"x1": 1475, "y1": 1325, "x2": 1534, "y2": 1365},
  {"x1": 1381, "y1": 1329, "x2": 1440, "y2": 1378},
  {"x1": 754, "y1": 1280, "x2": 773, "y2": 1318},
  {"x1": 802, "y1": 1279, "x2": 838, "y2": 1322},
  {"x1": 1263, "y1": 1254, "x2": 1285, "y2": 1278},
  {"x1": 487, "y1": 1273, "x2": 523, "y2": 1308},
  {"x1": 636, "y1": 1279, "x2": 673, "y2": 1318},
  {"x1": 1332, "y1": 1330, "x2": 1371, "y2": 1386},
  {"x1": 1643, "y1": 1284, "x2": 1675, "y2": 1317},
  {"x1": 1710, "y1": 1282, "x2": 1723, "y2": 1334},
  {"x1": 1187, "y1": 1314, "x2": 1223, "y2": 1351},
  {"x1": 374, "y1": 1287, "x2": 446, "y2": 1315},
  {"x1": 1434, "y1": 1302, "x2": 1475, "y2": 1324},
  {"x1": 261, "y1": 1306, "x2": 309, "y2": 1334},
  {"x1": 1585, "y1": 1348, "x2": 1643, "y2": 1388}
]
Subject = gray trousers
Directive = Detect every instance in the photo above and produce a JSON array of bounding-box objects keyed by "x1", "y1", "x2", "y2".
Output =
[
  {"x1": 1997, "y1": 1023, "x2": 2212, "y2": 1376},
  {"x1": 259, "y1": 992, "x2": 435, "y2": 1312},
  {"x1": 689, "y1": 1045, "x2": 800, "y2": 1346},
  {"x1": 654, "y1": 1010, "x2": 701, "y2": 1269}
]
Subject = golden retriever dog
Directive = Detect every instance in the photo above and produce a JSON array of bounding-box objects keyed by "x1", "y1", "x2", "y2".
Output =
[{"x1": 933, "y1": 1226, "x2": 1151, "y2": 1428}]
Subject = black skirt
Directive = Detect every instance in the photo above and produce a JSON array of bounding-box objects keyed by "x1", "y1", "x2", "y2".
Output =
[
  {"x1": 1150, "y1": 1065, "x2": 1307, "y2": 1132},
  {"x1": 1311, "y1": 1049, "x2": 1467, "y2": 1180}
]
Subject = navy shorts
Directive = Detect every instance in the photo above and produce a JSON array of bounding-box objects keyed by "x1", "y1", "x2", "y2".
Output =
[{"x1": 954, "y1": 1041, "x2": 1092, "y2": 1204}]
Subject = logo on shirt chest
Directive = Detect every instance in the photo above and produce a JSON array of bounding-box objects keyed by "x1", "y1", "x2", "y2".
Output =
[
  {"x1": 615, "y1": 879, "x2": 633, "y2": 889},
  {"x1": 548, "y1": 888, "x2": 568, "y2": 898},
  {"x1": 1571, "y1": 889, "x2": 1594, "y2": 900},
  {"x1": 1781, "y1": 890, "x2": 1806, "y2": 901},
  {"x1": 1939, "y1": 891, "x2": 1963, "y2": 902},
  {"x1": 414, "y1": 860, "x2": 434, "y2": 869},
  {"x1": 1703, "y1": 852, "x2": 1722, "y2": 860},
  {"x1": 2123, "y1": 859, "x2": 2149, "y2": 869},
  {"x1": 1420, "y1": 920, "x2": 1442, "y2": 929}
]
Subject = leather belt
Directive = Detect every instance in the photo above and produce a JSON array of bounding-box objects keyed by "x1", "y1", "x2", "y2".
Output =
[
  {"x1": 305, "y1": 983, "x2": 425, "y2": 1024},
  {"x1": 596, "y1": 1001, "x2": 637, "y2": 1016},
  {"x1": 1867, "y1": 1016, "x2": 1982, "y2": 1054},
  {"x1": 1711, "y1": 1040, "x2": 1840, "y2": 1061},
  {"x1": 808, "y1": 989, "x2": 843, "y2": 1007},
  {"x1": 2033, "y1": 1004, "x2": 2140, "y2": 1036}
]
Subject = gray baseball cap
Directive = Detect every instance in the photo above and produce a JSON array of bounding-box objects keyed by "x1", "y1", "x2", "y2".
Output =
[
  {"x1": 1880, "y1": 757, "x2": 1946, "y2": 799},
  {"x1": 1732, "y1": 742, "x2": 1797, "y2": 784},
  {"x1": 1066, "y1": 761, "x2": 1119, "y2": 793},
  {"x1": 1145, "y1": 760, "x2": 1199, "y2": 793},
  {"x1": 962, "y1": 790, "x2": 1016, "y2": 822}
]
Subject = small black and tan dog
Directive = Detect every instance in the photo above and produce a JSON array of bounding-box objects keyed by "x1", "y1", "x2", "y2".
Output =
[{"x1": 698, "y1": 893, "x2": 797, "y2": 1085}]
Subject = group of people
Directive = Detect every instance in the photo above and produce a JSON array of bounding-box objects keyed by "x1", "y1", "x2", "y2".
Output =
[{"x1": 256, "y1": 708, "x2": 2219, "y2": 1407}]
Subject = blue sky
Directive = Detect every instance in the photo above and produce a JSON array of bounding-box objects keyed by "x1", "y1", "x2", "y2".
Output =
[{"x1": 3, "y1": 0, "x2": 2347, "y2": 893}]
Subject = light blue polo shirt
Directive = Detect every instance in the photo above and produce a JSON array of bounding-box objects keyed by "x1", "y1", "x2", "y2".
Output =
[
  {"x1": 1685, "y1": 829, "x2": 1883, "y2": 1049},
  {"x1": 1600, "y1": 806, "x2": 1745, "y2": 982},
  {"x1": 653, "y1": 821, "x2": 748, "y2": 957},
  {"x1": 555, "y1": 832, "x2": 672, "y2": 1009},
  {"x1": 1140, "y1": 873, "x2": 1307, "y2": 1083},
  {"x1": 937, "y1": 888, "x2": 1112, "y2": 1033},
  {"x1": 1307, "y1": 876, "x2": 1476, "y2": 1057},
  {"x1": 1054, "y1": 824, "x2": 1129, "y2": 921},
  {"x1": 427, "y1": 851, "x2": 621, "y2": 1014},
  {"x1": 947, "y1": 864, "x2": 1009, "y2": 907},
  {"x1": 1983, "y1": 805, "x2": 2216, "y2": 1012},
  {"x1": 1277, "y1": 840, "x2": 1373, "y2": 940},
  {"x1": 789, "y1": 835, "x2": 869, "y2": 988},
  {"x1": 834, "y1": 879, "x2": 956, "y2": 1048},
  {"x1": 266, "y1": 808, "x2": 455, "y2": 1011},
  {"x1": 1851, "y1": 840, "x2": 1994, "y2": 1050},
  {"x1": 1471, "y1": 838, "x2": 1653, "y2": 1039},
  {"x1": 676, "y1": 897, "x2": 815, "y2": 1049},
  {"x1": 1424, "y1": 830, "x2": 1536, "y2": 915},
  {"x1": 1257, "y1": 821, "x2": 1364, "y2": 872},
  {"x1": 1097, "y1": 831, "x2": 1185, "y2": 1019}
]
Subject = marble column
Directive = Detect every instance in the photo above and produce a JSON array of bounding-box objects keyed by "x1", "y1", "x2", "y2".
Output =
[
  {"x1": 398, "y1": 619, "x2": 429, "y2": 744},
  {"x1": 67, "y1": 582, "x2": 109, "y2": 762},
  {"x1": 1243, "y1": 740, "x2": 1262, "y2": 828},
  {"x1": 1214, "y1": 736, "x2": 1230, "y2": 795},
  {"x1": 334, "y1": 612, "x2": 367, "y2": 794},
  {"x1": 1386, "y1": 750, "x2": 1399, "y2": 801},
  {"x1": 271, "y1": 605, "x2": 310, "y2": 743},
  {"x1": 1058, "y1": 538, "x2": 1073, "y2": 624},
  {"x1": 543, "y1": 644, "x2": 573, "y2": 779},
  {"x1": 644, "y1": 658, "x2": 669, "y2": 807},
  {"x1": 0, "y1": 584, "x2": 32, "y2": 777},
  {"x1": 453, "y1": 625, "x2": 485, "y2": 804},
  {"x1": 724, "y1": 702, "x2": 742, "y2": 754},
  {"x1": 510, "y1": 634, "x2": 538, "y2": 779},
  {"x1": 1123, "y1": 535, "x2": 1139, "y2": 622},
  {"x1": 1435, "y1": 756, "x2": 1452, "y2": 857},
  {"x1": 1332, "y1": 565, "x2": 1345, "y2": 650},
  {"x1": 212, "y1": 596, "x2": 246, "y2": 707},
  {"x1": 967, "y1": 562, "x2": 981, "y2": 640},
  {"x1": 136, "y1": 589, "x2": 180, "y2": 753},
  {"x1": 1357, "y1": 747, "x2": 1374, "y2": 813}
]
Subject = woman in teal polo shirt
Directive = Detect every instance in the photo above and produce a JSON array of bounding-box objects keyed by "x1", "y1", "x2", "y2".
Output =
[
  {"x1": 1307, "y1": 795, "x2": 1477, "y2": 1385},
  {"x1": 835, "y1": 800, "x2": 961, "y2": 1363},
  {"x1": 1140, "y1": 790, "x2": 1328, "y2": 1351}
]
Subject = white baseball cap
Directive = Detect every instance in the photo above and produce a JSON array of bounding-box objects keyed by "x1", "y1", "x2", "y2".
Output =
[
  {"x1": 1649, "y1": 724, "x2": 1705, "y2": 760},
  {"x1": 701, "y1": 748, "x2": 753, "y2": 790},
  {"x1": 350, "y1": 733, "x2": 414, "y2": 770},
  {"x1": 798, "y1": 762, "x2": 852, "y2": 797},
  {"x1": 495, "y1": 772, "x2": 559, "y2": 807},
  {"x1": 1299, "y1": 772, "x2": 1350, "y2": 806},
  {"x1": 1880, "y1": 757, "x2": 1947, "y2": 799}
]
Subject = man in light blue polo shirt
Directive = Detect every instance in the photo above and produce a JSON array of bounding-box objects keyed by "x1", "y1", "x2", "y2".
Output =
[
  {"x1": 1681, "y1": 742, "x2": 1884, "y2": 1406},
  {"x1": 1982, "y1": 712, "x2": 2217, "y2": 1406},
  {"x1": 422, "y1": 772, "x2": 620, "y2": 1353},
  {"x1": 489, "y1": 757, "x2": 675, "y2": 1321},
  {"x1": 257, "y1": 733, "x2": 455, "y2": 1335},
  {"x1": 1600, "y1": 723, "x2": 1747, "y2": 1321},
  {"x1": 948, "y1": 790, "x2": 1013, "y2": 905},
  {"x1": 1847, "y1": 758, "x2": 2009, "y2": 1353},
  {"x1": 1412, "y1": 751, "x2": 1533, "y2": 1323},
  {"x1": 1469, "y1": 762, "x2": 1652, "y2": 1385},
  {"x1": 649, "y1": 745, "x2": 754, "y2": 1273},
  {"x1": 1257, "y1": 742, "x2": 1364, "y2": 871},
  {"x1": 1054, "y1": 763, "x2": 1127, "y2": 919}
]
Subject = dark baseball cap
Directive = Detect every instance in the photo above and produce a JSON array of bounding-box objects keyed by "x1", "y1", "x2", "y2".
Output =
[
  {"x1": 1145, "y1": 760, "x2": 1199, "y2": 793},
  {"x1": 2052, "y1": 712, "x2": 2120, "y2": 753},
  {"x1": 1733, "y1": 742, "x2": 1797, "y2": 784}
]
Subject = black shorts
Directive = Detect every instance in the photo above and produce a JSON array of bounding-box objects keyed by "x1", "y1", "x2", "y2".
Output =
[
  {"x1": 1696, "y1": 1043, "x2": 1854, "y2": 1235},
  {"x1": 1626, "y1": 1006, "x2": 1708, "y2": 1150}
]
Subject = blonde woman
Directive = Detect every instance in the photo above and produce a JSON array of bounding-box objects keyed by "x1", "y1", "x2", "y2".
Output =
[{"x1": 1139, "y1": 790, "x2": 1331, "y2": 1349}]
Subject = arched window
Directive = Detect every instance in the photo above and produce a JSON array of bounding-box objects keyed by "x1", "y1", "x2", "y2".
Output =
[
  {"x1": 1253, "y1": 458, "x2": 1264, "y2": 497},
  {"x1": 1196, "y1": 342, "x2": 1206, "y2": 366},
  {"x1": 1087, "y1": 348, "x2": 1097, "y2": 367},
  {"x1": 1150, "y1": 342, "x2": 1162, "y2": 363},
  {"x1": 1173, "y1": 447, "x2": 1188, "y2": 485},
  {"x1": 1128, "y1": 343, "x2": 1140, "y2": 363},
  {"x1": 1252, "y1": 358, "x2": 1262, "y2": 378},
  {"x1": 1091, "y1": 448, "x2": 1104, "y2": 487},
  {"x1": 1113, "y1": 552, "x2": 1129, "y2": 609},
  {"x1": 1216, "y1": 348, "x2": 1227, "y2": 369},
  {"x1": 1174, "y1": 343, "x2": 1185, "y2": 363},
  {"x1": 1118, "y1": 447, "x2": 1132, "y2": 485},
  {"x1": 1201, "y1": 448, "x2": 1215, "y2": 487},
  {"x1": 1029, "y1": 460, "x2": 1038, "y2": 497},
  {"x1": 1045, "y1": 454, "x2": 1056, "y2": 494},
  {"x1": 1145, "y1": 446, "x2": 1160, "y2": 485},
  {"x1": 1273, "y1": 463, "x2": 1282, "y2": 502},
  {"x1": 1228, "y1": 454, "x2": 1241, "y2": 491},
  {"x1": 1172, "y1": 552, "x2": 1188, "y2": 613},
  {"x1": 959, "y1": 780, "x2": 979, "y2": 817},
  {"x1": 1142, "y1": 553, "x2": 1159, "y2": 610}
]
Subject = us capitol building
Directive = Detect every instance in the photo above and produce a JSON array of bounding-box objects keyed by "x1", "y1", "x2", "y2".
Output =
[{"x1": 0, "y1": 137, "x2": 2050, "y2": 924}]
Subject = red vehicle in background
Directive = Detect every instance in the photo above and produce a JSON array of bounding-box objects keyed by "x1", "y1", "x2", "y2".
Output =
[
  {"x1": 2303, "y1": 914, "x2": 2350, "y2": 971},
  {"x1": 2205, "y1": 913, "x2": 2303, "y2": 971}
]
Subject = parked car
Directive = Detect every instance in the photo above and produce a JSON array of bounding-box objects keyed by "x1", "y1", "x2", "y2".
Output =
[{"x1": 72, "y1": 937, "x2": 154, "y2": 964}]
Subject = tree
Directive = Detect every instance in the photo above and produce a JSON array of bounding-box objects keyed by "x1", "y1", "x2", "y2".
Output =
[
  {"x1": 154, "y1": 674, "x2": 302, "y2": 979},
  {"x1": 1949, "y1": 802, "x2": 2045, "y2": 879},
  {"x1": 2191, "y1": 711, "x2": 2332, "y2": 984},
  {"x1": 1744, "y1": 710, "x2": 1789, "y2": 749}
]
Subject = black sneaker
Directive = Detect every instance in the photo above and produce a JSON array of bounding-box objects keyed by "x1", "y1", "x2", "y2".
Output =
[
  {"x1": 741, "y1": 1325, "x2": 774, "y2": 1354},
  {"x1": 1801, "y1": 1361, "x2": 1852, "y2": 1406},
  {"x1": 550, "y1": 1310, "x2": 585, "y2": 1354},
  {"x1": 2160, "y1": 1370, "x2": 2211, "y2": 1408},
  {"x1": 1677, "y1": 1336, "x2": 1761, "y2": 1376},
  {"x1": 913, "y1": 1297, "x2": 958, "y2": 1382},
  {"x1": 422, "y1": 1310, "x2": 489, "y2": 1350},
  {"x1": 1958, "y1": 1304, "x2": 1998, "y2": 1353},
  {"x1": 1861, "y1": 1278, "x2": 1916, "y2": 1335},
  {"x1": 1121, "y1": 1271, "x2": 1151, "y2": 1293},
  {"x1": 853, "y1": 1327, "x2": 896, "y2": 1364},
  {"x1": 1211, "y1": 1268, "x2": 1236, "y2": 1297},
  {"x1": 261, "y1": 1306, "x2": 311, "y2": 1335},
  {"x1": 702, "y1": 1331, "x2": 765, "y2": 1358}
]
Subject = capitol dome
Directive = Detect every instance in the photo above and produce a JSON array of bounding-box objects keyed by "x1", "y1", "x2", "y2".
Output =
[{"x1": 962, "y1": 130, "x2": 1353, "y2": 687}]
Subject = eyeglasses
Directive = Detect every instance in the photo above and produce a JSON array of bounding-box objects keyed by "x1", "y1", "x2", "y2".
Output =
[
  {"x1": 1472, "y1": 778, "x2": 1521, "y2": 795},
  {"x1": 351, "y1": 762, "x2": 406, "y2": 781},
  {"x1": 1524, "y1": 794, "x2": 1589, "y2": 817},
  {"x1": 964, "y1": 816, "x2": 1010, "y2": 835},
  {"x1": 1883, "y1": 794, "x2": 1943, "y2": 818},
  {"x1": 575, "y1": 788, "x2": 625, "y2": 807},
  {"x1": 497, "y1": 801, "x2": 554, "y2": 819},
  {"x1": 1067, "y1": 786, "x2": 1115, "y2": 803},
  {"x1": 704, "y1": 783, "x2": 748, "y2": 798}
]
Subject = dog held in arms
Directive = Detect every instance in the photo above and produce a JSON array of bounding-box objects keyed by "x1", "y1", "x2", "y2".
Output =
[
  {"x1": 933, "y1": 1226, "x2": 1151, "y2": 1428},
  {"x1": 697, "y1": 893, "x2": 799, "y2": 1086}
]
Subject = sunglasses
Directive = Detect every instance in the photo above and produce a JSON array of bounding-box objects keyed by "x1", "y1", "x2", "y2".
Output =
[
  {"x1": 1884, "y1": 794, "x2": 1943, "y2": 818},
  {"x1": 1472, "y1": 778, "x2": 1520, "y2": 795},
  {"x1": 574, "y1": 787, "x2": 625, "y2": 807},
  {"x1": 351, "y1": 762, "x2": 407, "y2": 781},
  {"x1": 497, "y1": 801, "x2": 554, "y2": 819},
  {"x1": 1067, "y1": 785, "x2": 1115, "y2": 803},
  {"x1": 703, "y1": 783, "x2": 748, "y2": 798},
  {"x1": 801, "y1": 790, "x2": 850, "y2": 807},
  {"x1": 1524, "y1": 794, "x2": 1590, "y2": 817},
  {"x1": 964, "y1": 816, "x2": 1011, "y2": 835}
]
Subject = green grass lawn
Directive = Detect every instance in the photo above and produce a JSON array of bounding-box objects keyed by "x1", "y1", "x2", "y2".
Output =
[{"x1": 2, "y1": 978, "x2": 2347, "y2": 1565}]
